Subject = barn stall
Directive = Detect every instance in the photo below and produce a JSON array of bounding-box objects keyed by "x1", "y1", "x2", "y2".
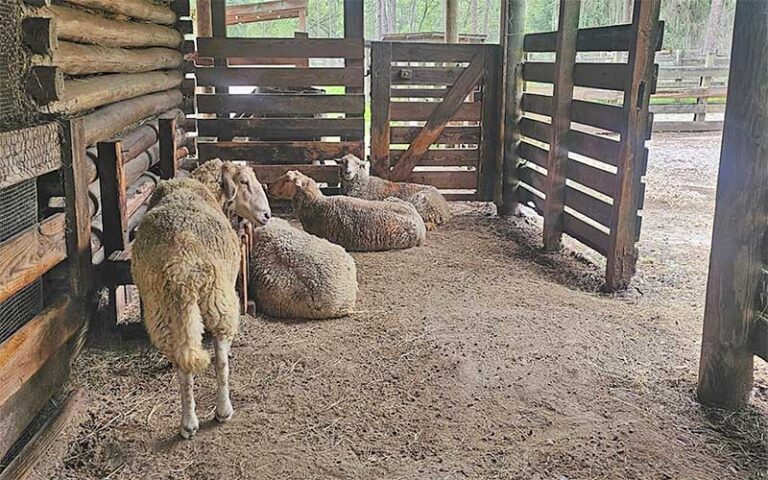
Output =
[{"x1": 0, "y1": 0, "x2": 766, "y2": 478}]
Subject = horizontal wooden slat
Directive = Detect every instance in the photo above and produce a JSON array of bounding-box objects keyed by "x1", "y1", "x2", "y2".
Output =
[
  {"x1": 405, "y1": 170, "x2": 477, "y2": 190},
  {"x1": 390, "y1": 88, "x2": 452, "y2": 98},
  {"x1": 0, "y1": 124, "x2": 61, "y2": 189},
  {"x1": 518, "y1": 141, "x2": 548, "y2": 168},
  {"x1": 390, "y1": 102, "x2": 482, "y2": 121},
  {"x1": 198, "y1": 118, "x2": 364, "y2": 139},
  {"x1": 565, "y1": 130, "x2": 620, "y2": 166},
  {"x1": 390, "y1": 126, "x2": 480, "y2": 145},
  {"x1": 0, "y1": 295, "x2": 79, "y2": 407},
  {"x1": 652, "y1": 121, "x2": 724, "y2": 132},
  {"x1": 254, "y1": 164, "x2": 340, "y2": 184},
  {"x1": 652, "y1": 86, "x2": 728, "y2": 99},
  {"x1": 518, "y1": 165, "x2": 546, "y2": 193},
  {"x1": 195, "y1": 67, "x2": 364, "y2": 88},
  {"x1": 567, "y1": 160, "x2": 617, "y2": 198},
  {"x1": 197, "y1": 37, "x2": 363, "y2": 60},
  {"x1": 563, "y1": 212, "x2": 609, "y2": 255},
  {"x1": 518, "y1": 187, "x2": 545, "y2": 213},
  {"x1": 196, "y1": 93, "x2": 365, "y2": 115},
  {"x1": 389, "y1": 42, "x2": 483, "y2": 62},
  {"x1": 520, "y1": 117, "x2": 551, "y2": 144},
  {"x1": 390, "y1": 66, "x2": 464, "y2": 85},
  {"x1": 0, "y1": 213, "x2": 67, "y2": 305},
  {"x1": 524, "y1": 23, "x2": 664, "y2": 53},
  {"x1": 571, "y1": 100, "x2": 625, "y2": 133},
  {"x1": 390, "y1": 149, "x2": 479, "y2": 167},
  {"x1": 658, "y1": 66, "x2": 730, "y2": 79},
  {"x1": 650, "y1": 103, "x2": 726, "y2": 114},
  {"x1": 524, "y1": 62, "x2": 629, "y2": 91},
  {"x1": 521, "y1": 93, "x2": 552, "y2": 116},
  {"x1": 565, "y1": 186, "x2": 612, "y2": 227},
  {"x1": 197, "y1": 141, "x2": 364, "y2": 163}
]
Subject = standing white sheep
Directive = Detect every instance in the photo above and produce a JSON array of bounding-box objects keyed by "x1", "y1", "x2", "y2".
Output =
[
  {"x1": 131, "y1": 158, "x2": 271, "y2": 439},
  {"x1": 268, "y1": 170, "x2": 426, "y2": 251},
  {"x1": 338, "y1": 154, "x2": 452, "y2": 229}
]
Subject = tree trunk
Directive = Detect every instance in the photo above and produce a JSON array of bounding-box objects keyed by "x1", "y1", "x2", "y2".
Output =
[
  {"x1": 703, "y1": 0, "x2": 725, "y2": 54},
  {"x1": 622, "y1": 0, "x2": 633, "y2": 23},
  {"x1": 470, "y1": 0, "x2": 478, "y2": 34}
]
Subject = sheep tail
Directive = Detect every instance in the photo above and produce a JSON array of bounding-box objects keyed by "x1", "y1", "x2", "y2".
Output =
[{"x1": 173, "y1": 301, "x2": 211, "y2": 374}]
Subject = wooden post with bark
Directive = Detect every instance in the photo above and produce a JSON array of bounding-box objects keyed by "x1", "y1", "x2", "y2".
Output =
[
  {"x1": 697, "y1": 0, "x2": 768, "y2": 409},
  {"x1": 498, "y1": 0, "x2": 526, "y2": 216},
  {"x1": 445, "y1": 0, "x2": 458, "y2": 43},
  {"x1": 542, "y1": 0, "x2": 579, "y2": 250}
]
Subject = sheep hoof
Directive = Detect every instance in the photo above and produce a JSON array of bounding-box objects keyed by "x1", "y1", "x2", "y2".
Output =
[
  {"x1": 180, "y1": 423, "x2": 199, "y2": 439},
  {"x1": 216, "y1": 403, "x2": 234, "y2": 423}
]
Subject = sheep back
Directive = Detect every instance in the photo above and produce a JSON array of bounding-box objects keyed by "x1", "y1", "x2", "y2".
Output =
[{"x1": 248, "y1": 218, "x2": 357, "y2": 319}]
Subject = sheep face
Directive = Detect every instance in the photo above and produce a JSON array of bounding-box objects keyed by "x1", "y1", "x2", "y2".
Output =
[
  {"x1": 222, "y1": 163, "x2": 272, "y2": 226},
  {"x1": 339, "y1": 154, "x2": 368, "y2": 181},
  {"x1": 268, "y1": 170, "x2": 306, "y2": 199}
]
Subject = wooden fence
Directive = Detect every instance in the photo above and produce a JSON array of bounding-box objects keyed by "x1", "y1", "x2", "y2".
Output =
[{"x1": 513, "y1": 1, "x2": 663, "y2": 290}]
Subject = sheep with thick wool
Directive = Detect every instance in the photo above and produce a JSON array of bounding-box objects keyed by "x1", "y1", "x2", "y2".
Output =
[
  {"x1": 339, "y1": 154, "x2": 452, "y2": 229},
  {"x1": 268, "y1": 170, "x2": 426, "y2": 252},
  {"x1": 131, "y1": 158, "x2": 271, "y2": 439},
  {"x1": 248, "y1": 217, "x2": 357, "y2": 319}
]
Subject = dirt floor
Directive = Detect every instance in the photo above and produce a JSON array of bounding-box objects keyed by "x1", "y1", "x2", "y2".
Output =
[{"x1": 35, "y1": 132, "x2": 768, "y2": 480}]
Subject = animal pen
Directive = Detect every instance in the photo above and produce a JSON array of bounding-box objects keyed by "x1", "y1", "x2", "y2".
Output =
[{"x1": 0, "y1": 0, "x2": 766, "y2": 477}]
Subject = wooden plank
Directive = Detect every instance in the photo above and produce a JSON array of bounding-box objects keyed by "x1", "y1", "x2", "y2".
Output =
[
  {"x1": 697, "y1": 0, "x2": 767, "y2": 408},
  {"x1": 370, "y1": 42, "x2": 393, "y2": 177},
  {"x1": 197, "y1": 141, "x2": 364, "y2": 163},
  {"x1": 0, "y1": 214, "x2": 66, "y2": 305},
  {"x1": 543, "y1": 0, "x2": 580, "y2": 250},
  {"x1": 519, "y1": 117, "x2": 551, "y2": 144},
  {"x1": 405, "y1": 171, "x2": 477, "y2": 190},
  {"x1": 521, "y1": 93, "x2": 552, "y2": 116},
  {"x1": 524, "y1": 23, "x2": 665, "y2": 53},
  {"x1": 572, "y1": 100, "x2": 625, "y2": 133},
  {"x1": 565, "y1": 130, "x2": 621, "y2": 166},
  {"x1": 39, "y1": 42, "x2": 183, "y2": 75},
  {"x1": 198, "y1": 118, "x2": 364, "y2": 139},
  {"x1": 478, "y1": 44, "x2": 504, "y2": 201},
  {"x1": 195, "y1": 67, "x2": 364, "y2": 88},
  {"x1": 563, "y1": 212, "x2": 609, "y2": 254},
  {"x1": 605, "y1": 0, "x2": 661, "y2": 291},
  {"x1": 390, "y1": 126, "x2": 480, "y2": 145},
  {"x1": 196, "y1": 93, "x2": 365, "y2": 115},
  {"x1": 650, "y1": 103, "x2": 726, "y2": 114},
  {"x1": 652, "y1": 121, "x2": 724, "y2": 132},
  {"x1": 197, "y1": 37, "x2": 362, "y2": 59},
  {"x1": 524, "y1": 62, "x2": 629, "y2": 91},
  {"x1": 158, "y1": 115, "x2": 178, "y2": 179},
  {"x1": 390, "y1": 67, "x2": 465, "y2": 85},
  {"x1": 518, "y1": 165, "x2": 546, "y2": 193},
  {"x1": 565, "y1": 186, "x2": 612, "y2": 227},
  {"x1": 567, "y1": 159, "x2": 617, "y2": 198},
  {"x1": 0, "y1": 124, "x2": 61, "y2": 189},
  {"x1": 390, "y1": 149, "x2": 480, "y2": 167},
  {"x1": 390, "y1": 88, "x2": 452, "y2": 98},
  {"x1": 518, "y1": 141, "x2": 548, "y2": 168},
  {"x1": 211, "y1": 0, "x2": 226, "y2": 37},
  {"x1": 0, "y1": 389, "x2": 83, "y2": 480},
  {"x1": 518, "y1": 187, "x2": 544, "y2": 213},
  {"x1": 252, "y1": 164, "x2": 340, "y2": 184},
  {"x1": 343, "y1": 0, "x2": 364, "y2": 145},
  {"x1": 389, "y1": 50, "x2": 487, "y2": 182},
  {"x1": 226, "y1": 0, "x2": 307, "y2": 24},
  {"x1": 653, "y1": 86, "x2": 728, "y2": 99},
  {"x1": 389, "y1": 42, "x2": 482, "y2": 63},
  {"x1": 389, "y1": 102, "x2": 482, "y2": 121}
]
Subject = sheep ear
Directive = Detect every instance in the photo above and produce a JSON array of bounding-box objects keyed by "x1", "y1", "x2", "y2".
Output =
[{"x1": 220, "y1": 165, "x2": 237, "y2": 202}]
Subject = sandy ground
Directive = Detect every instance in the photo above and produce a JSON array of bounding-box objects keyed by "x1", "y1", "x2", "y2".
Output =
[{"x1": 33, "y1": 132, "x2": 768, "y2": 480}]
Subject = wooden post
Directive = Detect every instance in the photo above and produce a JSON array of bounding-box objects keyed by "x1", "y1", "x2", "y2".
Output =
[
  {"x1": 477, "y1": 44, "x2": 502, "y2": 202},
  {"x1": 542, "y1": 0, "x2": 579, "y2": 250},
  {"x1": 498, "y1": 0, "x2": 527, "y2": 216},
  {"x1": 297, "y1": 9, "x2": 307, "y2": 32},
  {"x1": 697, "y1": 0, "x2": 768, "y2": 409},
  {"x1": 61, "y1": 118, "x2": 93, "y2": 301},
  {"x1": 605, "y1": 0, "x2": 661, "y2": 290},
  {"x1": 344, "y1": 0, "x2": 364, "y2": 157},
  {"x1": 445, "y1": 0, "x2": 458, "y2": 43},
  {"x1": 695, "y1": 51, "x2": 714, "y2": 123},
  {"x1": 96, "y1": 141, "x2": 128, "y2": 257},
  {"x1": 196, "y1": 0, "x2": 212, "y2": 36},
  {"x1": 210, "y1": 0, "x2": 226, "y2": 38},
  {"x1": 370, "y1": 41, "x2": 392, "y2": 178},
  {"x1": 158, "y1": 115, "x2": 178, "y2": 179}
]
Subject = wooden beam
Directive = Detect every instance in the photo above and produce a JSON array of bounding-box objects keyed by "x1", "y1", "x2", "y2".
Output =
[
  {"x1": 63, "y1": 0, "x2": 176, "y2": 24},
  {"x1": 197, "y1": 0, "x2": 212, "y2": 36},
  {"x1": 39, "y1": 4, "x2": 182, "y2": 48},
  {"x1": 211, "y1": 0, "x2": 227, "y2": 38},
  {"x1": 22, "y1": 17, "x2": 57, "y2": 55},
  {"x1": 697, "y1": 0, "x2": 768, "y2": 409},
  {"x1": 369, "y1": 42, "x2": 392, "y2": 178},
  {"x1": 343, "y1": 0, "x2": 364, "y2": 148},
  {"x1": 0, "y1": 123, "x2": 61, "y2": 189},
  {"x1": 605, "y1": 0, "x2": 661, "y2": 290},
  {"x1": 445, "y1": 0, "x2": 459, "y2": 44},
  {"x1": 97, "y1": 141, "x2": 128, "y2": 258},
  {"x1": 389, "y1": 51, "x2": 486, "y2": 182},
  {"x1": 477, "y1": 44, "x2": 503, "y2": 201},
  {"x1": 197, "y1": 37, "x2": 363, "y2": 60},
  {"x1": 26, "y1": 66, "x2": 63, "y2": 105},
  {"x1": 542, "y1": 0, "x2": 580, "y2": 250},
  {"x1": 36, "y1": 42, "x2": 182, "y2": 75},
  {"x1": 158, "y1": 114, "x2": 178, "y2": 179},
  {"x1": 197, "y1": 141, "x2": 364, "y2": 164},
  {"x1": 43, "y1": 71, "x2": 183, "y2": 115},
  {"x1": 499, "y1": 0, "x2": 527, "y2": 215},
  {"x1": 226, "y1": 0, "x2": 307, "y2": 25}
]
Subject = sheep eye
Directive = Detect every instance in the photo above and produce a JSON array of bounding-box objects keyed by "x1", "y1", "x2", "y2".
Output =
[{"x1": 239, "y1": 178, "x2": 249, "y2": 185}]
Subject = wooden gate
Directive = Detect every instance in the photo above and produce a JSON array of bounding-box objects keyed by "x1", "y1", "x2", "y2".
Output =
[
  {"x1": 369, "y1": 42, "x2": 502, "y2": 201},
  {"x1": 194, "y1": 1, "x2": 364, "y2": 186}
]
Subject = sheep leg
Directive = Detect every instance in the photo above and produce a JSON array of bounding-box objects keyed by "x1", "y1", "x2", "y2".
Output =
[
  {"x1": 213, "y1": 337, "x2": 234, "y2": 422},
  {"x1": 177, "y1": 368, "x2": 199, "y2": 439}
]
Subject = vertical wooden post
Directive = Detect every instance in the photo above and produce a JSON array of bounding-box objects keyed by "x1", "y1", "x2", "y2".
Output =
[
  {"x1": 297, "y1": 9, "x2": 307, "y2": 32},
  {"x1": 445, "y1": 0, "x2": 458, "y2": 43},
  {"x1": 343, "y1": 0, "x2": 364, "y2": 160},
  {"x1": 97, "y1": 141, "x2": 127, "y2": 257},
  {"x1": 498, "y1": 0, "x2": 527, "y2": 216},
  {"x1": 697, "y1": 0, "x2": 768, "y2": 409},
  {"x1": 61, "y1": 118, "x2": 93, "y2": 302},
  {"x1": 210, "y1": 0, "x2": 226, "y2": 38},
  {"x1": 370, "y1": 42, "x2": 392, "y2": 178},
  {"x1": 196, "y1": 0, "x2": 212, "y2": 37},
  {"x1": 542, "y1": 0, "x2": 579, "y2": 250},
  {"x1": 605, "y1": 0, "x2": 661, "y2": 290},
  {"x1": 159, "y1": 115, "x2": 178, "y2": 180},
  {"x1": 695, "y1": 51, "x2": 714, "y2": 123},
  {"x1": 477, "y1": 44, "x2": 502, "y2": 202}
]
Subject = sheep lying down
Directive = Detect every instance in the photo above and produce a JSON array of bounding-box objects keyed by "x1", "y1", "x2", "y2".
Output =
[
  {"x1": 249, "y1": 218, "x2": 357, "y2": 319},
  {"x1": 268, "y1": 170, "x2": 426, "y2": 252},
  {"x1": 339, "y1": 154, "x2": 452, "y2": 229}
]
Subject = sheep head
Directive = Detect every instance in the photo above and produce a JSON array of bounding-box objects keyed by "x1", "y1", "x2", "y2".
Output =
[
  {"x1": 192, "y1": 158, "x2": 272, "y2": 226},
  {"x1": 339, "y1": 154, "x2": 369, "y2": 181},
  {"x1": 268, "y1": 170, "x2": 315, "y2": 199}
]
